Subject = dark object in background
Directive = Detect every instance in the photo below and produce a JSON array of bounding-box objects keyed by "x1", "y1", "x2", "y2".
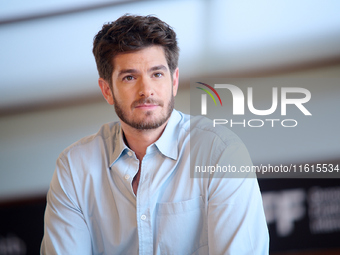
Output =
[
  {"x1": 259, "y1": 178, "x2": 340, "y2": 253},
  {"x1": 0, "y1": 197, "x2": 46, "y2": 255}
]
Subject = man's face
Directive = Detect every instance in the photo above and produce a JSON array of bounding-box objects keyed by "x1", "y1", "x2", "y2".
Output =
[{"x1": 101, "y1": 46, "x2": 179, "y2": 130}]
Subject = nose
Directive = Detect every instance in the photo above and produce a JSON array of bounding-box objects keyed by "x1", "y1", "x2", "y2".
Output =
[{"x1": 138, "y1": 77, "x2": 154, "y2": 97}]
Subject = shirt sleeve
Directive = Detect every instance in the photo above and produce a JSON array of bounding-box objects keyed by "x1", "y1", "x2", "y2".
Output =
[
  {"x1": 41, "y1": 155, "x2": 92, "y2": 255},
  {"x1": 206, "y1": 139, "x2": 269, "y2": 255}
]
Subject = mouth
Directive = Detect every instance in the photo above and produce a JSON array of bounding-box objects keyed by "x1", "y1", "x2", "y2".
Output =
[
  {"x1": 135, "y1": 104, "x2": 159, "y2": 110},
  {"x1": 132, "y1": 98, "x2": 163, "y2": 110}
]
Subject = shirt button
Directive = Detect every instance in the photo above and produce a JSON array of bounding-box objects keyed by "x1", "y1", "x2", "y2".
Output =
[
  {"x1": 127, "y1": 151, "x2": 133, "y2": 157},
  {"x1": 141, "y1": 215, "x2": 147, "y2": 221},
  {"x1": 124, "y1": 175, "x2": 130, "y2": 180}
]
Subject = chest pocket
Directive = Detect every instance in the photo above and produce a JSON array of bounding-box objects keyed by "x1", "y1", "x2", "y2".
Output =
[{"x1": 156, "y1": 196, "x2": 208, "y2": 255}]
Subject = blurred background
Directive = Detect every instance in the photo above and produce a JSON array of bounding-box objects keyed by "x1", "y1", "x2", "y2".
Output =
[{"x1": 0, "y1": 0, "x2": 340, "y2": 254}]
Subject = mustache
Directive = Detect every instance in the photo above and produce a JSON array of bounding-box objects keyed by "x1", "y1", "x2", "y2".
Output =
[{"x1": 132, "y1": 98, "x2": 164, "y2": 108}]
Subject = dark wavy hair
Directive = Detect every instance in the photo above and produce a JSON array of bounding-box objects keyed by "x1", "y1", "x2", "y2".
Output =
[{"x1": 93, "y1": 14, "x2": 179, "y2": 88}]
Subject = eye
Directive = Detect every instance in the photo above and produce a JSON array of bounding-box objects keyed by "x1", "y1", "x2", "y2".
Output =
[
  {"x1": 153, "y1": 72, "x2": 163, "y2": 78},
  {"x1": 123, "y1": 75, "x2": 134, "y2": 81}
]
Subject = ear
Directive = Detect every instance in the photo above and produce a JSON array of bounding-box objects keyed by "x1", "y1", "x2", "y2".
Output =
[
  {"x1": 98, "y1": 78, "x2": 114, "y2": 105},
  {"x1": 172, "y1": 68, "x2": 179, "y2": 97}
]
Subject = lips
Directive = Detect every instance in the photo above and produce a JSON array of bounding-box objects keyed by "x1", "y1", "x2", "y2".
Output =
[
  {"x1": 135, "y1": 104, "x2": 158, "y2": 109},
  {"x1": 132, "y1": 98, "x2": 163, "y2": 109}
]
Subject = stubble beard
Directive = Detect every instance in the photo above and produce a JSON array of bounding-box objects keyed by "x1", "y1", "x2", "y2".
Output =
[{"x1": 113, "y1": 93, "x2": 175, "y2": 130}]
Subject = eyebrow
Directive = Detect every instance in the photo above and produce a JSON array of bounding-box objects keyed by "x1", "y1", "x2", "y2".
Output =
[
  {"x1": 117, "y1": 68, "x2": 138, "y2": 78},
  {"x1": 117, "y1": 65, "x2": 168, "y2": 78},
  {"x1": 148, "y1": 65, "x2": 168, "y2": 72}
]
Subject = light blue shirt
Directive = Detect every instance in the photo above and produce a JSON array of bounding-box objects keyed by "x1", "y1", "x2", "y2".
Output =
[{"x1": 41, "y1": 109, "x2": 269, "y2": 254}]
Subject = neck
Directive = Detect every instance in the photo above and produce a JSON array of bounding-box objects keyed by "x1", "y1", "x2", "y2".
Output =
[{"x1": 121, "y1": 121, "x2": 168, "y2": 161}]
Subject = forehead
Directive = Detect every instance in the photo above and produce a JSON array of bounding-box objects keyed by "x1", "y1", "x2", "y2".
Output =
[{"x1": 112, "y1": 46, "x2": 168, "y2": 72}]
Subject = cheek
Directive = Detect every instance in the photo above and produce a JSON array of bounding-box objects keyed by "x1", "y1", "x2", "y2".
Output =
[{"x1": 117, "y1": 91, "x2": 137, "y2": 106}]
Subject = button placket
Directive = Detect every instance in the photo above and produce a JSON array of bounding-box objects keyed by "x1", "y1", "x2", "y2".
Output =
[
  {"x1": 123, "y1": 150, "x2": 139, "y2": 195},
  {"x1": 136, "y1": 155, "x2": 153, "y2": 254}
]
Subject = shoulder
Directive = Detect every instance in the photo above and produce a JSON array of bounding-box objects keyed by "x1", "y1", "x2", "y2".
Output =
[
  {"x1": 176, "y1": 111, "x2": 243, "y2": 147},
  {"x1": 58, "y1": 121, "x2": 120, "y2": 162},
  {"x1": 177, "y1": 110, "x2": 251, "y2": 163}
]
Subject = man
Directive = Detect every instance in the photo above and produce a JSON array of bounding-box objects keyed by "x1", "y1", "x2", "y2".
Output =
[{"x1": 41, "y1": 14, "x2": 269, "y2": 254}]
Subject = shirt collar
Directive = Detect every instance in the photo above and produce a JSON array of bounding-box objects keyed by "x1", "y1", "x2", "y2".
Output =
[
  {"x1": 109, "y1": 109, "x2": 182, "y2": 166},
  {"x1": 154, "y1": 109, "x2": 181, "y2": 160},
  {"x1": 109, "y1": 125, "x2": 130, "y2": 167}
]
